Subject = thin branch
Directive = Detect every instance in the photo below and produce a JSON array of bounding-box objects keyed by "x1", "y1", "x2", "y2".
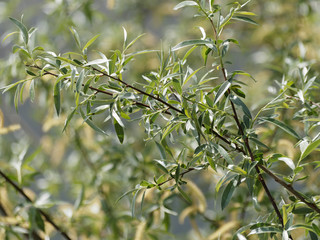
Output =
[
  {"x1": 0, "y1": 169, "x2": 72, "y2": 240},
  {"x1": 26, "y1": 64, "x2": 171, "y2": 115},
  {"x1": 220, "y1": 63, "x2": 285, "y2": 227},
  {"x1": 258, "y1": 164, "x2": 320, "y2": 214},
  {"x1": 157, "y1": 168, "x2": 195, "y2": 187},
  {"x1": 25, "y1": 61, "x2": 320, "y2": 220},
  {"x1": 91, "y1": 67, "x2": 184, "y2": 114}
]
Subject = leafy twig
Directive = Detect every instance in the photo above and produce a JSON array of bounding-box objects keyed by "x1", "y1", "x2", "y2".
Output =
[{"x1": 0, "y1": 169, "x2": 72, "y2": 240}]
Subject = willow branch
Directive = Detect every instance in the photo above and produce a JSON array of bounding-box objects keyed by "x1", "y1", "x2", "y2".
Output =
[
  {"x1": 91, "y1": 67, "x2": 184, "y2": 114},
  {"x1": 0, "y1": 169, "x2": 71, "y2": 240},
  {"x1": 26, "y1": 64, "x2": 168, "y2": 113},
  {"x1": 258, "y1": 164, "x2": 320, "y2": 214},
  {"x1": 220, "y1": 64, "x2": 285, "y2": 227},
  {"x1": 157, "y1": 168, "x2": 195, "y2": 187}
]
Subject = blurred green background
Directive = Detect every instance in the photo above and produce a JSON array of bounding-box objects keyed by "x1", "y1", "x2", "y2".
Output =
[{"x1": 0, "y1": 0, "x2": 319, "y2": 239}]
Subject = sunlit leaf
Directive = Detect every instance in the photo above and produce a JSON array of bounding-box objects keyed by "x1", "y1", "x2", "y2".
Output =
[
  {"x1": 172, "y1": 39, "x2": 215, "y2": 51},
  {"x1": 232, "y1": 16, "x2": 258, "y2": 25},
  {"x1": 221, "y1": 180, "x2": 236, "y2": 210},
  {"x1": 262, "y1": 117, "x2": 300, "y2": 139},
  {"x1": 80, "y1": 108, "x2": 107, "y2": 135},
  {"x1": 299, "y1": 139, "x2": 320, "y2": 161},
  {"x1": 173, "y1": 1, "x2": 198, "y2": 10},
  {"x1": 9, "y1": 17, "x2": 28, "y2": 44},
  {"x1": 230, "y1": 94, "x2": 252, "y2": 119},
  {"x1": 213, "y1": 81, "x2": 231, "y2": 105},
  {"x1": 82, "y1": 34, "x2": 100, "y2": 52}
]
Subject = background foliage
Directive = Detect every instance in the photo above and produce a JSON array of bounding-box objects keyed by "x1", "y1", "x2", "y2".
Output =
[{"x1": 0, "y1": 0, "x2": 319, "y2": 239}]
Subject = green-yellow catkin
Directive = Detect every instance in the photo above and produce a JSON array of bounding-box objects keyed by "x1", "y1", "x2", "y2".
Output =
[
  {"x1": 186, "y1": 180, "x2": 207, "y2": 213},
  {"x1": 134, "y1": 220, "x2": 147, "y2": 240}
]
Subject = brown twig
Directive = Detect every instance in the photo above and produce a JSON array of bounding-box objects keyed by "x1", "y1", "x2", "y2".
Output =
[
  {"x1": 91, "y1": 67, "x2": 183, "y2": 114},
  {"x1": 258, "y1": 164, "x2": 320, "y2": 214},
  {"x1": 0, "y1": 169, "x2": 72, "y2": 240},
  {"x1": 26, "y1": 64, "x2": 172, "y2": 115}
]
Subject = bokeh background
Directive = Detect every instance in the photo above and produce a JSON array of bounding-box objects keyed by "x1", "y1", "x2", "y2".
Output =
[{"x1": 0, "y1": 0, "x2": 319, "y2": 239}]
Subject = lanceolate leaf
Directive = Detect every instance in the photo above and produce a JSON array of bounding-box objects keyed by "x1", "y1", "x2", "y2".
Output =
[
  {"x1": 230, "y1": 94, "x2": 252, "y2": 119},
  {"x1": 212, "y1": 143, "x2": 233, "y2": 164},
  {"x1": 213, "y1": 80, "x2": 231, "y2": 105},
  {"x1": 62, "y1": 107, "x2": 77, "y2": 132},
  {"x1": 300, "y1": 139, "x2": 320, "y2": 161},
  {"x1": 262, "y1": 117, "x2": 300, "y2": 139},
  {"x1": 83, "y1": 58, "x2": 109, "y2": 66},
  {"x1": 9, "y1": 17, "x2": 29, "y2": 44},
  {"x1": 53, "y1": 74, "x2": 70, "y2": 116},
  {"x1": 80, "y1": 108, "x2": 107, "y2": 135},
  {"x1": 232, "y1": 16, "x2": 258, "y2": 25},
  {"x1": 221, "y1": 180, "x2": 236, "y2": 210},
  {"x1": 114, "y1": 118, "x2": 125, "y2": 144},
  {"x1": 29, "y1": 79, "x2": 35, "y2": 102},
  {"x1": 76, "y1": 70, "x2": 85, "y2": 93},
  {"x1": 70, "y1": 27, "x2": 81, "y2": 49},
  {"x1": 172, "y1": 39, "x2": 215, "y2": 51},
  {"x1": 82, "y1": 34, "x2": 100, "y2": 52},
  {"x1": 173, "y1": 1, "x2": 198, "y2": 10}
]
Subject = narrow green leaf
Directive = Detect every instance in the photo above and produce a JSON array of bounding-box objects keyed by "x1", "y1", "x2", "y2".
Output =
[
  {"x1": 122, "y1": 27, "x2": 127, "y2": 49},
  {"x1": 82, "y1": 34, "x2": 100, "y2": 52},
  {"x1": 183, "y1": 67, "x2": 203, "y2": 86},
  {"x1": 172, "y1": 79, "x2": 182, "y2": 95},
  {"x1": 249, "y1": 137, "x2": 270, "y2": 150},
  {"x1": 2, "y1": 31, "x2": 19, "y2": 43},
  {"x1": 288, "y1": 224, "x2": 315, "y2": 232},
  {"x1": 300, "y1": 139, "x2": 320, "y2": 161},
  {"x1": 83, "y1": 58, "x2": 109, "y2": 66},
  {"x1": 154, "y1": 160, "x2": 169, "y2": 173},
  {"x1": 70, "y1": 27, "x2": 81, "y2": 49},
  {"x1": 57, "y1": 56, "x2": 82, "y2": 66},
  {"x1": 74, "y1": 184, "x2": 85, "y2": 210},
  {"x1": 182, "y1": 45, "x2": 198, "y2": 62},
  {"x1": 262, "y1": 118, "x2": 300, "y2": 139},
  {"x1": 236, "y1": 11, "x2": 257, "y2": 16},
  {"x1": 9, "y1": 17, "x2": 28, "y2": 44},
  {"x1": 80, "y1": 108, "x2": 107, "y2": 135},
  {"x1": 1, "y1": 79, "x2": 28, "y2": 93},
  {"x1": 156, "y1": 142, "x2": 166, "y2": 160},
  {"x1": 132, "y1": 188, "x2": 142, "y2": 217},
  {"x1": 29, "y1": 79, "x2": 35, "y2": 102},
  {"x1": 206, "y1": 156, "x2": 216, "y2": 171},
  {"x1": 112, "y1": 109, "x2": 124, "y2": 127},
  {"x1": 232, "y1": 16, "x2": 258, "y2": 25},
  {"x1": 115, "y1": 188, "x2": 137, "y2": 205},
  {"x1": 213, "y1": 81, "x2": 231, "y2": 105},
  {"x1": 212, "y1": 143, "x2": 233, "y2": 164},
  {"x1": 172, "y1": 39, "x2": 215, "y2": 51},
  {"x1": 124, "y1": 33, "x2": 145, "y2": 52},
  {"x1": 278, "y1": 157, "x2": 295, "y2": 170},
  {"x1": 178, "y1": 186, "x2": 192, "y2": 203},
  {"x1": 161, "y1": 123, "x2": 181, "y2": 142},
  {"x1": 173, "y1": 1, "x2": 198, "y2": 10},
  {"x1": 175, "y1": 164, "x2": 180, "y2": 183},
  {"x1": 53, "y1": 80, "x2": 62, "y2": 116},
  {"x1": 62, "y1": 107, "x2": 77, "y2": 132},
  {"x1": 114, "y1": 118, "x2": 124, "y2": 143},
  {"x1": 13, "y1": 45, "x2": 31, "y2": 58},
  {"x1": 230, "y1": 95, "x2": 252, "y2": 119},
  {"x1": 76, "y1": 70, "x2": 85, "y2": 93},
  {"x1": 249, "y1": 227, "x2": 282, "y2": 235},
  {"x1": 232, "y1": 70, "x2": 256, "y2": 82},
  {"x1": 221, "y1": 180, "x2": 236, "y2": 210}
]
